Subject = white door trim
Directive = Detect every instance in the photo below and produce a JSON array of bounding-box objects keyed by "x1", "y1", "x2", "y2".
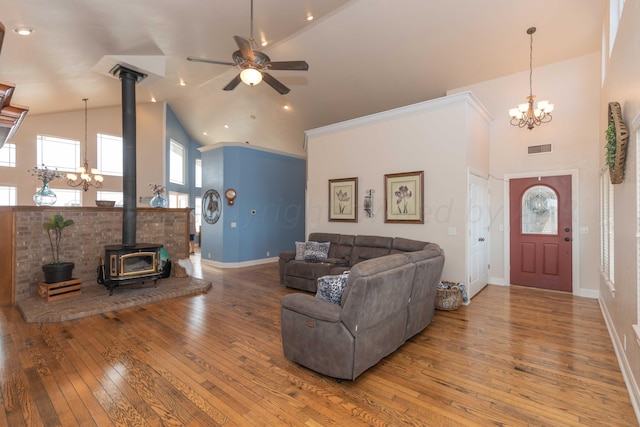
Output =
[{"x1": 503, "y1": 169, "x2": 583, "y2": 296}]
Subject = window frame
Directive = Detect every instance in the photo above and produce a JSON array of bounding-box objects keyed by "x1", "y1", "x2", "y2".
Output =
[
  {"x1": 169, "y1": 139, "x2": 186, "y2": 185},
  {"x1": 97, "y1": 133, "x2": 123, "y2": 176}
]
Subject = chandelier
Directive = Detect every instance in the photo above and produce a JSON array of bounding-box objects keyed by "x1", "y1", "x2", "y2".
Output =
[
  {"x1": 509, "y1": 27, "x2": 554, "y2": 130},
  {"x1": 67, "y1": 98, "x2": 103, "y2": 191}
]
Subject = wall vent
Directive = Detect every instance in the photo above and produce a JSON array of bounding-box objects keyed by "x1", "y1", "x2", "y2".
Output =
[{"x1": 527, "y1": 143, "x2": 552, "y2": 155}]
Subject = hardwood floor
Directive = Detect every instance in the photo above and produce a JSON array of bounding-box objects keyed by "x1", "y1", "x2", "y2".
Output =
[{"x1": 1, "y1": 260, "x2": 637, "y2": 426}]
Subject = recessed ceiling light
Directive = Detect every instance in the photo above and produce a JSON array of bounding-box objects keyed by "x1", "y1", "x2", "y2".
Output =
[
  {"x1": 261, "y1": 40, "x2": 268, "y2": 47},
  {"x1": 306, "y1": 14, "x2": 314, "y2": 21},
  {"x1": 203, "y1": 131, "x2": 208, "y2": 136},
  {"x1": 14, "y1": 27, "x2": 34, "y2": 36},
  {"x1": 224, "y1": 124, "x2": 229, "y2": 129},
  {"x1": 179, "y1": 79, "x2": 186, "y2": 86},
  {"x1": 283, "y1": 105, "x2": 291, "y2": 111},
  {"x1": 150, "y1": 96, "x2": 157, "y2": 103}
]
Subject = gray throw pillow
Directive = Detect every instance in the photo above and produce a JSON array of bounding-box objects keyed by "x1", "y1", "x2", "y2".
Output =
[
  {"x1": 304, "y1": 241, "x2": 330, "y2": 263},
  {"x1": 316, "y1": 272, "x2": 349, "y2": 304},
  {"x1": 294, "y1": 241, "x2": 306, "y2": 260}
]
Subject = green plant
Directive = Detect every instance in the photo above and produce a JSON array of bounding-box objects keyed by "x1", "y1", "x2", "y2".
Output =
[
  {"x1": 605, "y1": 122, "x2": 617, "y2": 170},
  {"x1": 43, "y1": 214, "x2": 74, "y2": 264}
]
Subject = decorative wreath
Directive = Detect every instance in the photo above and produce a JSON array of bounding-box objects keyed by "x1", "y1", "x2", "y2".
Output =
[{"x1": 607, "y1": 102, "x2": 629, "y2": 184}]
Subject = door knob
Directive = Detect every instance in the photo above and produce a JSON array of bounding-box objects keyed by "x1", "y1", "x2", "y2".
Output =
[
  {"x1": 565, "y1": 228, "x2": 571, "y2": 232},
  {"x1": 478, "y1": 237, "x2": 485, "y2": 242},
  {"x1": 564, "y1": 237, "x2": 571, "y2": 242}
]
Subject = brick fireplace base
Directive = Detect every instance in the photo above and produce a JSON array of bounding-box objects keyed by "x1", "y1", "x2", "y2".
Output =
[{"x1": 17, "y1": 276, "x2": 211, "y2": 322}]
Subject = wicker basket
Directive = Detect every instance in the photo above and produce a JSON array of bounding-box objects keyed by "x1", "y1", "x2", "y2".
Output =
[{"x1": 436, "y1": 281, "x2": 462, "y2": 311}]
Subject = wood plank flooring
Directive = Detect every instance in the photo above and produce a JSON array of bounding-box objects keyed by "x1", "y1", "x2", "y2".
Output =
[{"x1": 0, "y1": 260, "x2": 637, "y2": 426}]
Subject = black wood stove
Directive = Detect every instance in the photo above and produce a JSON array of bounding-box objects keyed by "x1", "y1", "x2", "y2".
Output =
[
  {"x1": 99, "y1": 244, "x2": 165, "y2": 295},
  {"x1": 97, "y1": 65, "x2": 168, "y2": 295}
]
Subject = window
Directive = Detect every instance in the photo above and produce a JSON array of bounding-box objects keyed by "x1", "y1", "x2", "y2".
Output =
[
  {"x1": 0, "y1": 143, "x2": 16, "y2": 167},
  {"x1": 0, "y1": 186, "x2": 16, "y2": 205},
  {"x1": 97, "y1": 191, "x2": 124, "y2": 207},
  {"x1": 168, "y1": 191, "x2": 189, "y2": 208},
  {"x1": 601, "y1": 167, "x2": 614, "y2": 289},
  {"x1": 195, "y1": 196, "x2": 202, "y2": 232},
  {"x1": 97, "y1": 134, "x2": 123, "y2": 176},
  {"x1": 609, "y1": 0, "x2": 626, "y2": 55},
  {"x1": 195, "y1": 158, "x2": 202, "y2": 188},
  {"x1": 41, "y1": 186, "x2": 81, "y2": 206},
  {"x1": 521, "y1": 185, "x2": 558, "y2": 235},
  {"x1": 170, "y1": 140, "x2": 185, "y2": 185},
  {"x1": 636, "y1": 128, "x2": 640, "y2": 342},
  {"x1": 37, "y1": 135, "x2": 80, "y2": 172}
]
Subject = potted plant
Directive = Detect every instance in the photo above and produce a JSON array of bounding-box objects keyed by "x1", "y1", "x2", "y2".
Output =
[{"x1": 42, "y1": 213, "x2": 75, "y2": 283}]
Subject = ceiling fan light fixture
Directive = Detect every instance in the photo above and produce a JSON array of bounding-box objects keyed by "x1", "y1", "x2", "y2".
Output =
[{"x1": 240, "y1": 67, "x2": 263, "y2": 86}]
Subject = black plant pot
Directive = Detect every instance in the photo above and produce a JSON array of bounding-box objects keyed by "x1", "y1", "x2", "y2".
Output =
[{"x1": 42, "y1": 262, "x2": 75, "y2": 284}]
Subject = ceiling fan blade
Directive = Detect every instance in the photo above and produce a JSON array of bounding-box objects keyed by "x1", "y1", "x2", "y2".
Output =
[
  {"x1": 266, "y1": 61, "x2": 309, "y2": 71},
  {"x1": 223, "y1": 74, "x2": 243, "y2": 91},
  {"x1": 233, "y1": 36, "x2": 255, "y2": 62},
  {"x1": 262, "y1": 73, "x2": 290, "y2": 95},
  {"x1": 187, "y1": 56, "x2": 236, "y2": 66}
]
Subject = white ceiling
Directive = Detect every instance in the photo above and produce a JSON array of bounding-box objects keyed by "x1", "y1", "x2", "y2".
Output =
[{"x1": 0, "y1": 0, "x2": 604, "y2": 148}]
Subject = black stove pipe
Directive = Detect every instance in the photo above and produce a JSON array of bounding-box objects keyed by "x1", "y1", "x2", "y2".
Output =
[{"x1": 113, "y1": 66, "x2": 146, "y2": 247}]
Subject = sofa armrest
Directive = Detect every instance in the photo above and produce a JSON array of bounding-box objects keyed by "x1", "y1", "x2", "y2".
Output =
[
  {"x1": 279, "y1": 251, "x2": 296, "y2": 262},
  {"x1": 280, "y1": 293, "x2": 342, "y2": 323}
]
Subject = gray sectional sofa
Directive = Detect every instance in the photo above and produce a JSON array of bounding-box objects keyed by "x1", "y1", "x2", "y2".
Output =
[
  {"x1": 279, "y1": 233, "x2": 445, "y2": 380},
  {"x1": 279, "y1": 232, "x2": 436, "y2": 292}
]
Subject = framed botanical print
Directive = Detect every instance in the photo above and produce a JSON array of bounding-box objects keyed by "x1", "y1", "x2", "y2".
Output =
[
  {"x1": 328, "y1": 177, "x2": 358, "y2": 222},
  {"x1": 384, "y1": 171, "x2": 424, "y2": 223}
]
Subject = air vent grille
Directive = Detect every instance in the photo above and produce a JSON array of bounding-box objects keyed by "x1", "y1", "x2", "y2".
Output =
[{"x1": 528, "y1": 143, "x2": 552, "y2": 154}]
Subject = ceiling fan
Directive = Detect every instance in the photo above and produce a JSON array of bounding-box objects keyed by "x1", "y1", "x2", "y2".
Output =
[{"x1": 187, "y1": 0, "x2": 309, "y2": 95}]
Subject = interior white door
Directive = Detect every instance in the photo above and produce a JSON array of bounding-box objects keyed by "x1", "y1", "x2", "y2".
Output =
[{"x1": 468, "y1": 173, "x2": 489, "y2": 299}]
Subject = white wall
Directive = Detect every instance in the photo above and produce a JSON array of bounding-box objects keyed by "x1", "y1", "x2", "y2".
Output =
[
  {"x1": 449, "y1": 53, "x2": 601, "y2": 296},
  {"x1": 599, "y1": 0, "x2": 640, "y2": 417},
  {"x1": 1, "y1": 102, "x2": 166, "y2": 206},
  {"x1": 305, "y1": 92, "x2": 490, "y2": 284}
]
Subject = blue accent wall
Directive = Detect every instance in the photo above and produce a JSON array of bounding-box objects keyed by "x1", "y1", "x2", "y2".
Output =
[
  {"x1": 200, "y1": 144, "x2": 306, "y2": 263},
  {"x1": 165, "y1": 105, "x2": 202, "y2": 208}
]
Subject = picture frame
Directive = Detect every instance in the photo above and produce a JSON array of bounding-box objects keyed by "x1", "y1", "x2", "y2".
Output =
[
  {"x1": 384, "y1": 171, "x2": 424, "y2": 223},
  {"x1": 328, "y1": 177, "x2": 358, "y2": 222}
]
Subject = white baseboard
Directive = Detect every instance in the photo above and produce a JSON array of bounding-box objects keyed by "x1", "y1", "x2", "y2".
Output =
[
  {"x1": 599, "y1": 298, "x2": 640, "y2": 423},
  {"x1": 489, "y1": 276, "x2": 599, "y2": 299},
  {"x1": 200, "y1": 257, "x2": 278, "y2": 269},
  {"x1": 489, "y1": 276, "x2": 509, "y2": 286},
  {"x1": 576, "y1": 288, "x2": 599, "y2": 299}
]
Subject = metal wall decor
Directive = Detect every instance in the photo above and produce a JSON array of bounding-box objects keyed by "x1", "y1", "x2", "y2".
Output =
[
  {"x1": 364, "y1": 189, "x2": 374, "y2": 218},
  {"x1": 202, "y1": 189, "x2": 221, "y2": 224}
]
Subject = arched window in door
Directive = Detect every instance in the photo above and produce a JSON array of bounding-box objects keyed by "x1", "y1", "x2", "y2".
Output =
[{"x1": 522, "y1": 185, "x2": 558, "y2": 234}]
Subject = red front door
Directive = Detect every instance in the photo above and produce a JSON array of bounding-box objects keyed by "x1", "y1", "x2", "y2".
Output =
[{"x1": 509, "y1": 175, "x2": 572, "y2": 292}]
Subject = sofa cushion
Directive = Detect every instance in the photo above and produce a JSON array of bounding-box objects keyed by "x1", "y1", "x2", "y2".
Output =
[
  {"x1": 295, "y1": 241, "x2": 306, "y2": 260},
  {"x1": 304, "y1": 241, "x2": 331, "y2": 262},
  {"x1": 328, "y1": 234, "x2": 355, "y2": 261},
  {"x1": 349, "y1": 235, "x2": 393, "y2": 266},
  {"x1": 391, "y1": 237, "x2": 430, "y2": 254},
  {"x1": 316, "y1": 272, "x2": 350, "y2": 304}
]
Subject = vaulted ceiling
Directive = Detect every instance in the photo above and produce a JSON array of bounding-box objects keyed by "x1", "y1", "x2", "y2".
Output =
[{"x1": 0, "y1": 0, "x2": 604, "y2": 150}]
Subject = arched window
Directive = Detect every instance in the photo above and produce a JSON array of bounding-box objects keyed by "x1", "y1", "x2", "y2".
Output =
[{"x1": 521, "y1": 185, "x2": 558, "y2": 234}]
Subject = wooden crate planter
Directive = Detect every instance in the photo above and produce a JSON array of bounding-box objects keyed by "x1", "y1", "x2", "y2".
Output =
[{"x1": 38, "y1": 278, "x2": 82, "y2": 302}]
